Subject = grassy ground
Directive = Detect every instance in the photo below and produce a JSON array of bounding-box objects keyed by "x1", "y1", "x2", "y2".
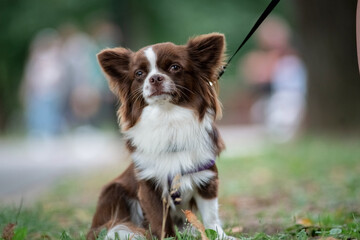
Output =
[{"x1": 1, "y1": 137, "x2": 360, "y2": 239}]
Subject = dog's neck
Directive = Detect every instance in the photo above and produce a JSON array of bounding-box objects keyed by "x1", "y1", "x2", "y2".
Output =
[{"x1": 124, "y1": 103, "x2": 217, "y2": 191}]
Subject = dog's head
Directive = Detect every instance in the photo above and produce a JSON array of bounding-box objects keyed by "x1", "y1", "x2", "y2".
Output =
[{"x1": 97, "y1": 33, "x2": 226, "y2": 130}]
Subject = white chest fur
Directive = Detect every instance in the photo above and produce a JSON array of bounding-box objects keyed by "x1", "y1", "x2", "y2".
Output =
[{"x1": 124, "y1": 103, "x2": 216, "y2": 193}]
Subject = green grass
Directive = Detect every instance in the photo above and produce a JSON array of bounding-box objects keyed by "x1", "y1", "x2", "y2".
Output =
[{"x1": 1, "y1": 137, "x2": 360, "y2": 239}]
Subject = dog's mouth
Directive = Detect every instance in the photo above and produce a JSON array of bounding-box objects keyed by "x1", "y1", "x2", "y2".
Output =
[
  {"x1": 143, "y1": 79, "x2": 177, "y2": 103},
  {"x1": 149, "y1": 90, "x2": 173, "y2": 98}
]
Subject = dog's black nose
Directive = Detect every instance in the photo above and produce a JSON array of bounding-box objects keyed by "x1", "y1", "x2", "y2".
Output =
[{"x1": 149, "y1": 74, "x2": 164, "y2": 85}]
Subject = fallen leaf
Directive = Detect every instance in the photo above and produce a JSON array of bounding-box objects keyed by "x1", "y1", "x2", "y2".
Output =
[
  {"x1": 230, "y1": 226, "x2": 243, "y2": 234},
  {"x1": 29, "y1": 233, "x2": 51, "y2": 239},
  {"x1": 296, "y1": 218, "x2": 313, "y2": 227},
  {"x1": 1, "y1": 223, "x2": 16, "y2": 240},
  {"x1": 183, "y1": 210, "x2": 208, "y2": 240}
]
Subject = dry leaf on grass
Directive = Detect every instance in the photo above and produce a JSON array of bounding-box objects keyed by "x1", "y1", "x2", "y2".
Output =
[
  {"x1": 183, "y1": 210, "x2": 208, "y2": 240},
  {"x1": 27, "y1": 233, "x2": 51, "y2": 239},
  {"x1": 296, "y1": 218, "x2": 313, "y2": 227},
  {"x1": 229, "y1": 226, "x2": 243, "y2": 234},
  {"x1": 1, "y1": 223, "x2": 16, "y2": 240}
]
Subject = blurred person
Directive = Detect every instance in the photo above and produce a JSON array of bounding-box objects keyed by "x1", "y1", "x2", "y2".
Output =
[
  {"x1": 59, "y1": 24, "x2": 100, "y2": 129},
  {"x1": 59, "y1": 24, "x2": 104, "y2": 130},
  {"x1": 88, "y1": 20, "x2": 123, "y2": 128},
  {"x1": 60, "y1": 22, "x2": 119, "y2": 131},
  {"x1": 21, "y1": 28, "x2": 67, "y2": 137},
  {"x1": 240, "y1": 16, "x2": 307, "y2": 142},
  {"x1": 242, "y1": 17, "x2": 306, "y2": 141}
]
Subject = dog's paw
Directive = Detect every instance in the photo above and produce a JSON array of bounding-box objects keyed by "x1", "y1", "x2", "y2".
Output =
[
  {"x1": 211, "y1": 226, "x2": 238, "y2": 240},
  {"x1": 215, "y1": 232, "x2": 238, "y2": 240},
  {"x1": 105, "y1": 225, "x2": 144, "y2": 240}
]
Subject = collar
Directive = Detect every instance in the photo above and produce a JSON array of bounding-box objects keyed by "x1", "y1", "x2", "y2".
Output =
[
  {"x1": 182, "y1": 159, "x2": 216, "y2": 175},
  {"x1": 168, "y1": 159, "x2": 216, "y2": 205}
]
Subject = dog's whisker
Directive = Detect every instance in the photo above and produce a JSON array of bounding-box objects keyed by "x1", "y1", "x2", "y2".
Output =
[
  {"x1": 174, "y1": 84, "x2": 196, "y2": 95},
  {"x1": 174, "y1": 87, "x2": 191, "y2": 101},
  {"x1": 127, "y1": 88, "x2": 144, "y2": 102},
  {"x1": 129, "y1": 87, "x2": 143, "y2": 99}
]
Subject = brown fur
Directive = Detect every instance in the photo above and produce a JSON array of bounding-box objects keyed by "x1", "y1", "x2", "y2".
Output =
[
  {"x1": 197, "y1": 165, "x2": 219, "y2": 199},
  {"x1": 97, "y1": 33, "x2": 226, "y2": 129},
  {"x1": 87, "y1": 164, "x2": 138, "y2": 239},
  {"x1": 87, "y1": 164, "x2": 219, "y2": 239}
]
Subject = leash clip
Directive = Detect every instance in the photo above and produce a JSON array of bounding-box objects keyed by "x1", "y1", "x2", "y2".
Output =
[{"x1": 217, "y1": 65, "x2": 226, "y2": 80}]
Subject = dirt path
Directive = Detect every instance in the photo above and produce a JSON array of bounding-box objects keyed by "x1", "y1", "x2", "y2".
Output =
[{"x1": 0, "y1": 125, "x2": 265, "y2": 205}]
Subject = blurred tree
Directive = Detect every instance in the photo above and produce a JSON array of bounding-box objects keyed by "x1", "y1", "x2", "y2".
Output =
[{"x1": 294, "y1": 0, "x2": 360, "y2": 133}]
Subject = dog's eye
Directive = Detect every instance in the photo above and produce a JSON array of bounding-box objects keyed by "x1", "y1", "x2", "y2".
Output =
[
  {"x1": 135, "y1": 70, "x2": 144, "y2": 77},
  {"x1": 169, "y1": 64, "x2": 181, "y2": 72}
]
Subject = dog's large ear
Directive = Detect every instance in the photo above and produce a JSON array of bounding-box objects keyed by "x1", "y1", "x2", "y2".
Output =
[
  {"x1": 97, "y1": 48, "x2": 132, "y2": 93},
  {"x1": 187, "y1": 33, "x2": 226, "y2": 73}
]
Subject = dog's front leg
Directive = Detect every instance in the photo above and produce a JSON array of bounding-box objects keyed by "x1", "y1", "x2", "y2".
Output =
[
  {"x1": 195, "y1": 176, "x2": 236, "y2": 239},
  {"x1": 138, "y1": 180, "x2": 174, "y2": 239},
  {"x1": 194, "y1": 194, "x2": 225, "y2": 236}
]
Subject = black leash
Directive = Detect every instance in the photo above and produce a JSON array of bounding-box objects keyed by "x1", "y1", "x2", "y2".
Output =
[{"x1": 218, "y1": 0, "x2": 281, "y2": 79}]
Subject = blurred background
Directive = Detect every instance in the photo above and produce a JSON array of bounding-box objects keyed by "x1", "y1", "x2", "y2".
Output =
[
  {"x1": 0, "y1": 0, "x2": 358, "y2": 137},
  {"x1": 0, "y1": 0, "x2": 359, "y2": 236}
]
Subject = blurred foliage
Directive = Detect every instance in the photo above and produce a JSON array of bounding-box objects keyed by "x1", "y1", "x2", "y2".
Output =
[
  {"x1": 120, "y1": 0, "x2": 292, "y2": 50},
  {"x1": 0, "y1": 0, "x2": 292, "y2": 132}
]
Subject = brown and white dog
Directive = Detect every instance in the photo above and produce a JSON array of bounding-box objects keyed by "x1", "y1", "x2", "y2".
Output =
[{"x1": 88, "y1": 33, "x2": 232, "y2": 240}]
